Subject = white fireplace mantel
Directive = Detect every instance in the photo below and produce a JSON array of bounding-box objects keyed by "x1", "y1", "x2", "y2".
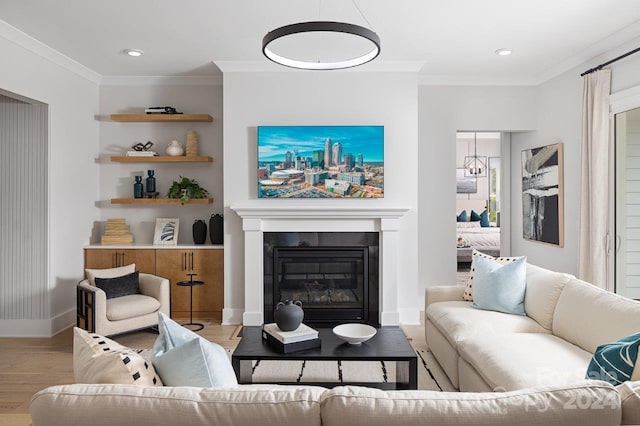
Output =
[{"x1": 230, "y1": 203, "x2": 410, "y2": 327}]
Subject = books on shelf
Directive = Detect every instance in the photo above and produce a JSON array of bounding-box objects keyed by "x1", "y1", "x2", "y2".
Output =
[
  {"x1": 126, "y1": 151, "x2": 158, "y2": 157},
  {"x1": 262, "y1": 323, "x2": 319, "y2": 344}
]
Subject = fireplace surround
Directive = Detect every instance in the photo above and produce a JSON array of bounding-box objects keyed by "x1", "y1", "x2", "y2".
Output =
[
  {"x1": 264, "y1": 232, "x2": 379, "y2": 327},
  {"x1": 230, "y1": 204, "x2": 409, "y2": 326}
]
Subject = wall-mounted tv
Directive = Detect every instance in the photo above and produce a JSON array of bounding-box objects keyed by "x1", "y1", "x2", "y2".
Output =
[{"x1": 257, "y1": 125, "x2": 384, "y2": 198}]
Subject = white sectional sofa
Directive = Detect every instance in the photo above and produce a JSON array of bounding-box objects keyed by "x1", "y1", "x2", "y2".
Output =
[
  {"x1": 425, "y1": 263, "x2": 640, "y2": 392},
  {"x1": 30, "y1": 380, "x2": 640, "y2": 425}
]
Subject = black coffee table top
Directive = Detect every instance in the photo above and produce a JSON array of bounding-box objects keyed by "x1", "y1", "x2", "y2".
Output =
[{"x1": 232, "y1": 326, "x2": 416, "y2": 361}]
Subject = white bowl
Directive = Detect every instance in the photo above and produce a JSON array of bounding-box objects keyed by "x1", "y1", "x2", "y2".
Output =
[{"x1": 332, "y1": 324, "x2": 377, "y2": 345}]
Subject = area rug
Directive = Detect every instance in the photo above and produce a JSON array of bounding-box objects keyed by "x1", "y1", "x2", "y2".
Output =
[{"x1": 248, "y1": 348, "x2": 455, "y2": 391}]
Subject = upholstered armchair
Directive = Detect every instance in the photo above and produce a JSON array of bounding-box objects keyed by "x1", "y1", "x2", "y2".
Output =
[{"x1": 77, "y1": 265, "x2": 170, "y2": 336}]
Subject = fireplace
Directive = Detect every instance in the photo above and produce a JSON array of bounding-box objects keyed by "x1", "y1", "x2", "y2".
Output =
[{"x1": 264, "y1": 232, "x2": 379, "y2": 327}]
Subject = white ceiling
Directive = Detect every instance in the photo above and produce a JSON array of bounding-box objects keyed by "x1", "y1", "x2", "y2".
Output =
[{"x1": 1, "y1": 0, "x2": 640, "y2": 84}]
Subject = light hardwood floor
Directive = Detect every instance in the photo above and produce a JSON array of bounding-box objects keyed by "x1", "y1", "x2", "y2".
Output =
[{"x1": 0, "y1": 322, "x2": 426, "y2": 421}]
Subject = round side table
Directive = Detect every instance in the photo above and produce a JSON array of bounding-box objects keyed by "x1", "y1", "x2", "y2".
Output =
[{"x1": 177, "y1": 273, "x2": 205, "y2": 332}]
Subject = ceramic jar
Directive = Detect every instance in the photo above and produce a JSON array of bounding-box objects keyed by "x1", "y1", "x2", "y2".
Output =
[
  {"x1": 166, "y1": 140, "x2": 184, "y2": 156},
  {"x1": 274, "y1": 300, "x2": 304, "y2": 331},
  {"x1": 192, "y1": 220, "x2": 207, "y2": 245}
]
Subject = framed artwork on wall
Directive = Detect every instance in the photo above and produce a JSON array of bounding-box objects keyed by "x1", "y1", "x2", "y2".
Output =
[
  {"x1": 456, "y1": 168, "x2": 477, "y2": 193},
  {"x1": 257, "y1": 125, "x2": 384, "y2": 198},
  {"x1": 153, "y1": 218, "x2": 179, "y2": 245},
  {"x1": 521, "y1": 143, "x2": 564, "y2": 246}
]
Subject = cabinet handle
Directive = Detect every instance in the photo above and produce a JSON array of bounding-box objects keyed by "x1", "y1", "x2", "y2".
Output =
[
  {"x1": 190, "y1": 252, "x2": 194, "y2": 271},
  {"x1": 120, "y1": 252, "x2": 125, "y2": 266},
  {"x1": 113, "y1": 252, "x2": 117, "y2": 267},
  {"x1": 182, "y1": 252, "x2": 186, "y2": 271}
]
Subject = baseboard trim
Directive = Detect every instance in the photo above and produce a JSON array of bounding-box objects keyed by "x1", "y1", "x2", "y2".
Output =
[
  {"x1": 222, "y1": 308, "x2": 243, "y2": 325},
  {"x1": 0, "y1": 308, "x2": 75, "y2": 337}
]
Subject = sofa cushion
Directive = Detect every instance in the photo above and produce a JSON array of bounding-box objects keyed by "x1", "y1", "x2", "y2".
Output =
[
  {"x1": 152, "y1": 312, "x2": 238, "y2": 388},
  {"x1": 463, "y1": 249, "x2": 522, "y2": 301},
  {"x1": 73, "y1": 327, "x2": 162, "y2": 386},
  {"x1": 523, "y1": 263, "x2": 572, "y2": 330},
  {"x1": 30, "y1": 384, "x2": 325, "y2": 426},
  {"x1": 472, "y1": 256, "x2": 526, "y2": 315},
  {"x1": 95, "y1": 271, "x2": 140, "y2": 299},
  {"x1": 106, "y1": 294, "x2": 161, "y2": 321},
  {"x1": 618, "y1": 381, "x2": 640, "y2": 425},
  {"x1": 586, "y1": 332, "x2": 640, "y2": 385},
  {"x1": 320, "y1": 383, "x2": 620, "y2": 426},
  {"x1": 553, "y1": 278, "x2": 640, "y2": 353},
  {"x1": 85, "y1": 264, "x2": 136, "y2": 286},
  {"x1": 457, "y1": 333, "x2": 593, "y2": 391},
  {"x1": 425, "y1": 301, "x2": 548, "y2": 350}
]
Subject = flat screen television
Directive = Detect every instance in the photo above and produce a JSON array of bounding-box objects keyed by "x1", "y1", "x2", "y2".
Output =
[{"x1": 257, "y1": 125, "x2": 384, "y2": 198}]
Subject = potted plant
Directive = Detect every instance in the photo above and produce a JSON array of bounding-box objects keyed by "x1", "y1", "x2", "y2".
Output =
[{"x1": 167, "y1": 176, "x2": 209, "y2": 204}]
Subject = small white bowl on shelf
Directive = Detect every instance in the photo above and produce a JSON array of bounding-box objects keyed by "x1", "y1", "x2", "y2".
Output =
[{"x1": 332, "y1": 323, "x2": 377, "y2": 345}]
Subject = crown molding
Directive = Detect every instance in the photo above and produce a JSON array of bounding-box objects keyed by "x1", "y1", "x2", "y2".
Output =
[
  {"x1": 418, "y1": 74, "x2": 538, "y2": 87},
  {"x1": 0, "y1": 19, "x2": 101, "y2": 84},
  {"x1": 215, "y1": 60, "x2": 425, "y2": 73},
  {"x1": 100, "y1": 75, "x2": 223, "y2": 86}
]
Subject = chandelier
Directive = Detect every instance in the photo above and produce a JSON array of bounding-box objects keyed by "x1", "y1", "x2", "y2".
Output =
[{"x1": 464, "y1": 133, "x2": 487, "y2": 177}]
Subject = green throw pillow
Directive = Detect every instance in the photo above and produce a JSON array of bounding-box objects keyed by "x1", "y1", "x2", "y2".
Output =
[{"x1": 586, "y1": 332, "x2": 640, "y2": 385}]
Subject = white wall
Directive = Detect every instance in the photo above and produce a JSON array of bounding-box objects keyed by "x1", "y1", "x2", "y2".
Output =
[
  {"x1": 222, "y1": 71, "x2": 420, "y2": 324},
  {"x1": 0, "y1": 21, "x2": 99, "y2": 336},
  {"x1": 510, "y1": 39, "x2": 640, "y2": 275},
  {"x1": 417, "y1": 86, "x2": 536, "y2": 296},
  {"x1": 98, "y1": 83, "x2": 223, "y2": 243}
]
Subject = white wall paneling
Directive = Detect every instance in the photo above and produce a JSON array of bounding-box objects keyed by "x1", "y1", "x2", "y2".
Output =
[{"x1": 0, "y1": 94, "x2": 48, "y2": 323}]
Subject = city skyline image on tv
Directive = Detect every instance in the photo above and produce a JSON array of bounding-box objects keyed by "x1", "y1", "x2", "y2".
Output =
[{"x1": 257, "y1": 125, "x2": 384, "y2": 198}]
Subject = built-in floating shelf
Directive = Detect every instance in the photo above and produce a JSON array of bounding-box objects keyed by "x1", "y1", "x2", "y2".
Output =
[
  {"x1": 110, "y1": 114, "x2": 213, "y2": 122},
  {"x1": 110, "y1": 156, "x2": 213, "y2": 163},
  {"x1": 111, "y1": 198, "x2": 214, "y2": 205}
]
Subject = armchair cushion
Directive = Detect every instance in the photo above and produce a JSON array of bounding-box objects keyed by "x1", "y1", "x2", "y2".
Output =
[
  {"x1": 106, "y1": 294, "x2": 161, "y2": 321},
  {"x1": 95, "y1": 271, "x2": 140, "y2": 299},
  {"x1": 85, "y1": 264, "x2": 135, "y2": 286}
]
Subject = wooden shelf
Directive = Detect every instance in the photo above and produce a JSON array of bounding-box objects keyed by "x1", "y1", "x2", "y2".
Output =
[
  {"x1": 111, "y1": 156, "x2": 213, "y2": 163},
  {"x1": 110, "y1": 114, "x2": 213, "y2": 123},
  {"x1": 111, "y1": 198, "x2": 214, "y2": 205}
]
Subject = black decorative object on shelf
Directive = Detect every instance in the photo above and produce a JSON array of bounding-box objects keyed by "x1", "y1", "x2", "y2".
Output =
[
  {"x1": 192, "y1": 220, "x2": 207, "y2": 245},
  {"x1": 133, "y1": 176, "x2": 143, "y2": 198},
  {"x1": 209, "y1": 213, "x2": 223, "y2": 244},
  {"x1": 146, "y1": 170, "x2": 156, "y2": 193},
  {"x1": 274, "y1": 300, "x2": 304, "y2": 331}
]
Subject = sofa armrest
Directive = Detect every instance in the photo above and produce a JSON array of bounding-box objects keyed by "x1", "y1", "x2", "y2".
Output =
[
  {"x1": 76, "y1": 280, "x2": 107, "y2": 332},
  {"x1": 139, "y1": 273, "x2": 170, "y2": 316},
  {"x1": 425, "y1": 285, "x2": 465, "y2": 309}
]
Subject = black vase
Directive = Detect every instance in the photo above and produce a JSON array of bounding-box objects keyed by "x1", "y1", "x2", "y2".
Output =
[
  {"x1": 209, "y1": 214, "x2": 223, "y2": 244},
  {"x1": 192, "y1": 220, "x2": 207, "y2": 245}
]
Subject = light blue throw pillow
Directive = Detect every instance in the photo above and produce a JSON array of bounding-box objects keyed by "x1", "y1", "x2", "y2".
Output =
[
  {"x1": 151, "y1": 312, "x2": 238, "y2": 388},
  {"x1": 471, "y1": 255, "x2": 527, "y2": 315}
]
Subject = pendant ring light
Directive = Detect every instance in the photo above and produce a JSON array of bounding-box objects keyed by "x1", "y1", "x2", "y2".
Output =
[{"x1": 262, "y1": 21, "x2": 380, "y2": 70}]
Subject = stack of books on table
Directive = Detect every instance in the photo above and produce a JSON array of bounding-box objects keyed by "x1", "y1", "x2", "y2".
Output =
[{"x1": 262, "y1": 323, "x2": 320, "y2": 353}]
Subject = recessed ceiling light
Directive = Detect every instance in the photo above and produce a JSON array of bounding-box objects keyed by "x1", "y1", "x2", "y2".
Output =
[
  {"x1": 495, "y1": 48, "x2": 512, "y2": 56},
  {"x1": 124, "y1": 49, "x2": 144, "y2": 57}
]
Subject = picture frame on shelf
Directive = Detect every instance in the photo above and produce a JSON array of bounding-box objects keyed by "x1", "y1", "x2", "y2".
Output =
[{"x1": 153, "y1": 218, "x2": 179, "y2": 245}]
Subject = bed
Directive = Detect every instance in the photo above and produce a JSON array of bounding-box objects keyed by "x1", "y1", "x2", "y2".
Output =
[{"x1": 456, "y1": 199, "x2": 501, "y2": 263}]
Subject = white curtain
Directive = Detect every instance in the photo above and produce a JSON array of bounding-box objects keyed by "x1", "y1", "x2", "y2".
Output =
[{"x1": 578, "y1": 69, "x2": 612, "y2": 290}]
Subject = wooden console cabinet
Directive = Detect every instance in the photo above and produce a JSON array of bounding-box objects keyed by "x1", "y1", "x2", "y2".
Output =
[{"x1": 84, "y1": 247, "x2": 223, "y2": 321}]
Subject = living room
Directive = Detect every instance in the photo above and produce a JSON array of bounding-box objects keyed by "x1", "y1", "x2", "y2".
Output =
[{"x1": 2, "y1": 1, "x2": 640, "y2": 424}]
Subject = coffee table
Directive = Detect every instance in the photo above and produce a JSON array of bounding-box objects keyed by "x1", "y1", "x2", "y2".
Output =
[{"x1": 231, "y1": 326, "x2": 417, "y2": 390}]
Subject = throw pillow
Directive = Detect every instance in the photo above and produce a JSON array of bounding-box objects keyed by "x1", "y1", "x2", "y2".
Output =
[
  {"x1": 456, "y1": 210, "x2": 468, "y2": 222},
  {"x1": 586, "y1": 332, "x2": 640, "y2": 385},
  {"x1": 73, "y1": 327, "x2": 162, "y2": 386},
  {"x1": 151, "y1": 312, "x2": 238, "y2": 388},
  {"x1": 94, "y1": 271, "x2": 140, "y2": 299},
  {"x1": 471, "y1": 255, "x2": 527, "y2": 315},
  {"x1": 85, "y1": 264, "x2": 136, "y2": 286},
  {"x1": 463, "y1": 249, "x2": 522, "y2": 301},
  {"x1": 470, "y1": 209, "x2": 481, "y2": 221},
  {"x1": 479, "y1": 209, "x2": 490, "y2": 227}
]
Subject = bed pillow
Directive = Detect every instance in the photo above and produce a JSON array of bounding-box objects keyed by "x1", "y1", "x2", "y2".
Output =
[
  {"x1": 586, "y1": 332, "x2": 640, "y2": 385},
  {"x1": 471, "y1": 255, "x2": 527, "y2": 315},
  {"x1": 94, "y1": 271, "x2": 140, "y2": 299},
  {"x1": 151, "y1": 312, "x2": 238, "y2": 388},
  {"x1": 463, "y1": 249, "x2": 522, "y2": 301},
  {"x1": 456, "y1": 210, "x2": 468, "y2": 222},
  {"x1": 470, "y1": 209, "x2": 490, "y2": 227},
  {"x1": 456, "y1": 222, "x2": 481, "y2": 229}
]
